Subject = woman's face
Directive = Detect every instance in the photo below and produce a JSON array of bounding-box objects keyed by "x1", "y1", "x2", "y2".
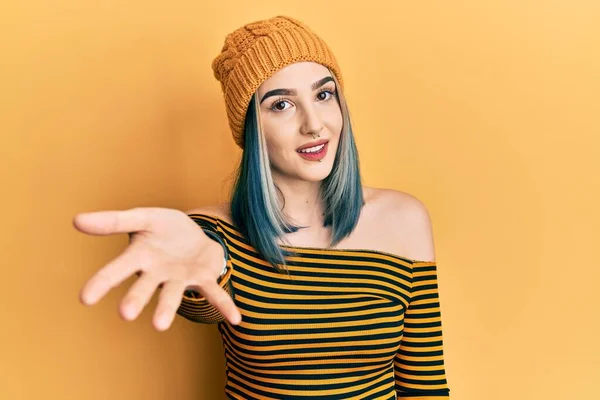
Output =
[{"x1": 256, "y1": 62, "x2": 343, "y2": 183}]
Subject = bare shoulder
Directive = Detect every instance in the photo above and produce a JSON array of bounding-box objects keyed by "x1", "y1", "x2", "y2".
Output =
[
  {"x1": 363, "y1": 186, "x2": 436, "y2": 263},
  {"x1": 184, "y1": 203, "x2": 233, "y2": 224}
]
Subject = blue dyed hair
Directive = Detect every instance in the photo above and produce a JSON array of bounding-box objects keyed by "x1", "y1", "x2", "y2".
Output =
[{"x1": 230, "y1": 73, "x2": 364, "y2": 271}]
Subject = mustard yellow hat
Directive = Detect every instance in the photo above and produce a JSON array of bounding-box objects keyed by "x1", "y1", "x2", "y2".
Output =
[{"x1": 211, "y1": 15, "x2": 344, "y2": 149}]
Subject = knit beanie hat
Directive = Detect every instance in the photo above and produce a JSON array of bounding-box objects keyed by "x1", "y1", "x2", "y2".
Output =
[{"x1": 211, "y1": 15, "x2": 344, "y2": 149}]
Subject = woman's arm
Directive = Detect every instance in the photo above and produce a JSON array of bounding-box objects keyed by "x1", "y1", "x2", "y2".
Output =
[
  {"x1": 176, "y1": 213, "x2": 234, "y2": 324},
  {"x1": 394, "y1": 260, "x2": 450, "y2": 398}
]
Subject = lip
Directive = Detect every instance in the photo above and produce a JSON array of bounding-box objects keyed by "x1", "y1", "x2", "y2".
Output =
[
  {"x1": 296, "y1": 141, "x2": 328, "y2": 161},
  {"x1": 296, "y1": 139, "x2": 329, "y2": 151}
]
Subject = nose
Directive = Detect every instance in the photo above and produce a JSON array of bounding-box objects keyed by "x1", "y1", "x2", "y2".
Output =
[{"x1": 299, "y1": 104, "x2": 324, "y2": 137}]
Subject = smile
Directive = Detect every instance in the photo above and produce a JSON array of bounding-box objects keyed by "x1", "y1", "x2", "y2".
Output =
[
  {"x1": 296, "y1": 142, "x2": 328, "y2": 161},
  {"x1": 298, "y1": 143, "x2": 325, "y2": 153}
]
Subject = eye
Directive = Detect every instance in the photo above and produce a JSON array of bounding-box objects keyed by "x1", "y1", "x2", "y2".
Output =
[
  {"x1": 269, "y1": 98, "x2": 292, "y2": 112},
  {"x1": 316, "y1": 89, "x2": 335, "y2": 101}
]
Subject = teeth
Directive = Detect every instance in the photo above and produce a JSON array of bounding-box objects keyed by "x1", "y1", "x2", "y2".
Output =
[{"x1": 299, "y1": 144, "x2": 325, "y2": 153}]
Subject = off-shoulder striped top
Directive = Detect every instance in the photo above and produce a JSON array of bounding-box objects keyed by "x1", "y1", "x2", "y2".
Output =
[{"x1": 177, "y1": 213, "x2": 450, "y2": 400}]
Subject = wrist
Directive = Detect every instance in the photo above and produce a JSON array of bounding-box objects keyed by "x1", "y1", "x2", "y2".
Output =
[
  {"x1": 200, "y1": 228, "x2": 229, "y2": 280},
  {"x1": 217, "y1": 256, "x2": 228, "y2": 283}
]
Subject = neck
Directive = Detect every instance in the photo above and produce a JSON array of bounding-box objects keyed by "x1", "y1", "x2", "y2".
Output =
[{"x1": 272, "y1": 177, "x2": 325, "y2": 227}]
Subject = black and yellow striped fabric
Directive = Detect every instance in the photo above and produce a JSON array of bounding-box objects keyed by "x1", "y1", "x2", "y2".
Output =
[{"x1": 177, "y1": 214, "x2": 450, "y2": 400}]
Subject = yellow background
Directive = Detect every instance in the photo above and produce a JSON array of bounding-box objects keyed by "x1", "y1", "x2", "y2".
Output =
[{"x1": 2, "y1": 1, "x2": 599, "y2": 399}]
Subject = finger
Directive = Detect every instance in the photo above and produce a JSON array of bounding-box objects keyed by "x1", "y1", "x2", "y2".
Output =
[
  {"x1": 197, "y1": 281, "x2": 242, "y2": 326},
  {"x1": 120, "y1": 272, "x2": 161, "y2": 321},
  {"x1": 73, "y1": 208, "x2": 150, "y2": 236},
  {"x1": 80, "y1": 244, "x2": 145, "y2": 306},
  {"x1": 153, "y1": 280, "x2": 187, "y2": 332}
]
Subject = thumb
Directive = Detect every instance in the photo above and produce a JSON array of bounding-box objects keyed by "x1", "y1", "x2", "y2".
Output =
[{"x1": 73, "y1": 208, "x2": 150, "y2": 236}]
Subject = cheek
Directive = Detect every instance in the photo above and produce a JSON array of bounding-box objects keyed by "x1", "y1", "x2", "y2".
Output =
[
  {"x1": 263, "y1": 129, "x2": 294, "y2": 162},
  {"x1": 265, "y1": 136, "x2": 283, "y2": 156},
  {"x1": 261, "y1": 115, "x2": 298, "y2": 153},
  {"x1": 325, "y1": 106, "x2": 343, "y2": 137}
]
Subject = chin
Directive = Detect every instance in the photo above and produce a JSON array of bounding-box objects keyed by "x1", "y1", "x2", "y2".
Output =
[{"x1": 298, "y1": 164, "x2": 334, "y2": 182}]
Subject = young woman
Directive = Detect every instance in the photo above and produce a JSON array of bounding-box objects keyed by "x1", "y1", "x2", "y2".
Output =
[{"x1": 75, "y1": 15, "x2": 450, "y2": 399}]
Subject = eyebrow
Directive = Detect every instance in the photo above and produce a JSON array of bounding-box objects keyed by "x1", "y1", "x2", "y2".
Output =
[{"x1": 259, "y1": 76, "x2": 335, "y2": 104}]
